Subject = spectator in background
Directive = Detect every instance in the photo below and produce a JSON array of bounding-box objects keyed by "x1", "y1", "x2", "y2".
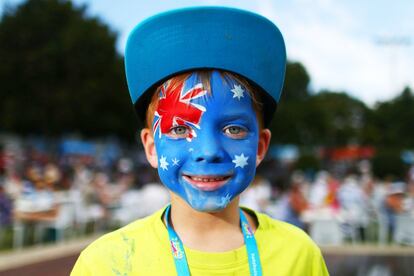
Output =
[
  {"x1": 325, "y1": 173, "x2": 340, "y2": 210},
  {"x1": 90, "y1": 172, "x2": 129, "y2": 218},
  {"x1": 404, "y1": 181, "x2": 414, "y2": 211},
  {"x1": 115, "y1": 158, "x2": 135, "y2": 191},
  {"x1": 0, "y1": 167, "x2": 13, "y2": 227},
  {"x1": 360, "y1": 176, "x2": 382, "y2": 240},
  {"x1": 22, "y1": 164, "x2": 41, "y2": 194},
  {"x1": 405, "y1": 166, "x2": 414, "y2": 211},
  {"x1": 0, "y1": 145, "x2": 4, "y2": 177},
  {"x1": 138, "y1": 181, "x2": 170, "y2": 217},
  {"x1": 337, "y1": 175, "x2": 369, "y2": 241},
  {"x1": 14, "y1": 164, "x2": 58, "y2": 219},
  {"x1": 1, "y1": 160, "x2": 12, "y2": 247},
  {"x1": 91, "y1": 172, "x2": 115, "y2": 211},
  {"x1": 309, "y1": 171, "x2": 329, "y2": 208},
  {"x1": 3, "y1": 168, "x2": 25, "y2": 201},
  {"x1": 240, "y1": 174, "x2": 272, "y2": 213},
  {"x1": 383, "y1": 182, "x2": 406, "y2": 241},
  {"x1": 71, "y1": 162, "x2": 93, "y2": 196},
  {"x1": 43, "y1": 163, "x2": 61, "y2": 191},
  {"x1": 29, "y1": 165, "x2": 56, "y2": 209},
  {"x1": 408, "y1": 165, "x2": 414, "y2": 185},
  {"x1": 285, "y1": 173, "x2": 309, "y2": 229}
]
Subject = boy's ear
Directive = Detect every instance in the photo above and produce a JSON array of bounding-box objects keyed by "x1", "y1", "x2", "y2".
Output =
[
  {"x1": 256, "y1": 128, "x2": 271, "y2": 167},
  {"x1": 141, "y1": 128, "x2": 158, "y2": 168}
]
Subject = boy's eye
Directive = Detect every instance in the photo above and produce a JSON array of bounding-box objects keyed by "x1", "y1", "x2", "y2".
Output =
[
  {"x1": 223, "y1": 126, "x2": 247, "y2": 139},
  {"x1": 227, "y1": 126, "x2": 241, "y2": 134},
  {"x1": 167, "y1": 125, "x2": 190, "y2": 138},
  {"x1": 172, "y1": 126, "x2": 187, "y2": 135}
]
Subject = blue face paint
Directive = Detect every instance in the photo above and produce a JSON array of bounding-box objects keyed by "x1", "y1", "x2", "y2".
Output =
[{"x1": 153, "y1": 71, "x2": 259, "y2": 211}]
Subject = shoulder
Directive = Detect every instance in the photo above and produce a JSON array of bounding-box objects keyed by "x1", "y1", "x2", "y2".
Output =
[
  {"x1": 251, "y1": 211, "x2": 329, "y2": 275},
  {"x1": 73, "y1": 208, "x2": 166, "y2": 272},
  {"x1": 253, "y1": 210, "x2": 322, "y2": 254},
  {"x1": 88, "y1": 208, "x2": 163, "y2": 251}
]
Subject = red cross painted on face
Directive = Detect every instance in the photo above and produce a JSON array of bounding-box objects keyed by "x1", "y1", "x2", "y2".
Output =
[{"x1": 153, "y1": 78, "x2": 207, "y2": 141}]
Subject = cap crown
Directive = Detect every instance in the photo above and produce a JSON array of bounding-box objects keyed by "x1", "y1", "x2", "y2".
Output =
[{"x1": 125, "y1": 7, "x2": 286, "y2": 126}]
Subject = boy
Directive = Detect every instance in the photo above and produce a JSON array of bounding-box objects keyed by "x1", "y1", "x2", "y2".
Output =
[{"x1": 72, "y1": 7, "x2": 329, "y2": 275}]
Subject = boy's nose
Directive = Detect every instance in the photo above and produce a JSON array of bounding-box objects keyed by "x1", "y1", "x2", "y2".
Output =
[{"x1": 191, "y1": 136, "x2": 225, "y2": 163}]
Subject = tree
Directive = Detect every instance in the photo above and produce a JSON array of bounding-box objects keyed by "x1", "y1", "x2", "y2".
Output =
[
  {"x1": 305, "y1": 91, "x2": 368, "y2": 146},
  {"x1": 271, "y1": 88, "x2": 368, "y2": 146},
  {"x1": 0, "y1": 0, "x2": 138, "y2": 140},
  {"x1": 269, "y1": 61, "x2": 311, "y2": 144},
  {"x1": 370, "y1": 86, "x2": 414, "y2": 148},
  {"x1": 280, "y1": 61, "x2": 310, "y2": 102}
]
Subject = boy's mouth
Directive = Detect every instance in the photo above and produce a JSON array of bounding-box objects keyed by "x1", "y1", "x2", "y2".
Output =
[{"x1": 182, "y1": 174, "x2": 232, "y2": 191}]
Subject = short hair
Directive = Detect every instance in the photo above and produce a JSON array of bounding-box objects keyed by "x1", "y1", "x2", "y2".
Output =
[{"x1": 145, "y1": 70, "x2": 264, "y2": 130}]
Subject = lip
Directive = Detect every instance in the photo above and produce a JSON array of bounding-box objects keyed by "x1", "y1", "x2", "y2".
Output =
[{"x1": 182, "y1": 174, "x2": 232, "y2": 191}]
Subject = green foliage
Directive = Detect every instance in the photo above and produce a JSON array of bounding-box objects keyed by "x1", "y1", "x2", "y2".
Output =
[
  {"x1": 0, "y1": 0, "x2": 138, "y2": 140},
  {"x1": 307, "y1": 91, "x2": 368, "y2": 146},
  {"x1": 269, "y1": 61, "x2": 310, "y2": 144},
  {"x1": 271, "y1": 89, "x2": 369, "y2": 146},
  {"x1": 281, "y1": 62, "x2": 310, "y2": 102},
  {"x1": 270, "y1": 61, "x2": 414, "y2": 149},
  {"x1": 369, "y1": 87, "x2": 414, "y2": 148}
]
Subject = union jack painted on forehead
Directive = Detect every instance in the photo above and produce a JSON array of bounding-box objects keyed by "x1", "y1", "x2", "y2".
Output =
[{"x1": 153, "y1": 78, "x2": 207, "y2": 141}]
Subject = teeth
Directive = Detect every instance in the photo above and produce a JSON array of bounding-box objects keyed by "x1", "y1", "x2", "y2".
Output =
[{"x1": 190, "y1": 176, "x2": 226, "y2": 182}]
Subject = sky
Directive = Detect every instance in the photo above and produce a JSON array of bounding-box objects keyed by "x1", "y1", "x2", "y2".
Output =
[{"x1": 1, "y1": 0, "x2": 413, "y2": 106}]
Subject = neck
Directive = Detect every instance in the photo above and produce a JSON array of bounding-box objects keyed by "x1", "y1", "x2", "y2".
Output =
[{"x1": 166, "y1": 193, "x2": 257, "y2": 252}]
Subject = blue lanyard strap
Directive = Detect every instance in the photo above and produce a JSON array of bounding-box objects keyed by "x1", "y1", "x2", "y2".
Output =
[
  {"x1": 240, "y1": 209, "x2": 262, "y2": 276},
  {"x1": 165, "y1": 205, "x2": 191, "y2": 276},
  {"x1": 164, "y1": 205, "x2": 262, "y2": 276}
]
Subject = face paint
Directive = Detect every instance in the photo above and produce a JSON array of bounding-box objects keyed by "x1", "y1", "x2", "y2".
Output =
[
  {"x1": 153, "y1": 71, "x2": 259, "y2": 211},
  {"x1": 153, "y1": 79, "x2": 207, "y2": 141}
]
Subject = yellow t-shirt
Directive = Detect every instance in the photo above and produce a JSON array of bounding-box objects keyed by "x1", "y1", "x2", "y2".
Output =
[{"x1": 71, "y1": 207, "x2": 329, "y2": 275}]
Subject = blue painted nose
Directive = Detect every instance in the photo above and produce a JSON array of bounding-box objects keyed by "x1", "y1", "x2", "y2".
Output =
[{"x1": 191, "y1": 130, "x2": 225, "y2": 163}]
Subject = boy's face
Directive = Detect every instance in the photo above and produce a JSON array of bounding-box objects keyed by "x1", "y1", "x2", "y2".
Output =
[{"x1": 142, "y1": 71, "x2": 270, "y2": 211}]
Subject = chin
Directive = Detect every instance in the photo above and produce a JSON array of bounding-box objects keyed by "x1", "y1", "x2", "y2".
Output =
[
  {"x1": 166, "y1": 178, "x2": 247, "y2": 212},
  {"x1": 184, "y1": 192, "x2": 235, "y2": 212}
]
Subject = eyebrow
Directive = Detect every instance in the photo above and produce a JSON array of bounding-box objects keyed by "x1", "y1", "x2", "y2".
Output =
[{"x1": 217, "y1": 112, "x2": 256, "y2": 125}]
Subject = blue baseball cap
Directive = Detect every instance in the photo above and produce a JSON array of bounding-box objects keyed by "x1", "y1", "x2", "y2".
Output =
[{"x1": 125, "y1": 6, "x2": 286, "y2": 126}]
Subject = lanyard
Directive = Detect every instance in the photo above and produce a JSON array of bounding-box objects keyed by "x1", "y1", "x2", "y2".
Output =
[{"x1": 164, "y1": 205, "x2": 262, "y2": 276}]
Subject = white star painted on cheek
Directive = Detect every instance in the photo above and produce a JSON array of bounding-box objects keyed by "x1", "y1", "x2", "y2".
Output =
[
  {"x1": 231, "y1": 84, "x2": 245, "y2": 100},
  {"x1": 172, "y1": 158, "x2": 179, "y2": 166},
  {"x1": 159, "y1": 155, "x2": 169, "y2": 171},
  {"x1": 232, "y1": 153, "x2": 249, "y2": 169}
]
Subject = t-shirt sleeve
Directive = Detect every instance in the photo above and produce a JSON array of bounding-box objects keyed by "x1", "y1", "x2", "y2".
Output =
[
  {"x1": 70, "y1": 253, "x2": 92, "y2": 276},
  {"x1": 311, "y1": 246, "x2": 330, "y2": 276}
]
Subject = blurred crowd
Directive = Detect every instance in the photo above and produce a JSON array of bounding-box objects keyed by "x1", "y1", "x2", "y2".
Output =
[
  {"x1": 0, "y1": 135, "x2": 169, "y2": 249},
  {"x1": 241, "y1": 165, "x2": 414, "y2": 245},
  {"x1": 1, "y1": 134, "x2": 414, "y2": 249}
]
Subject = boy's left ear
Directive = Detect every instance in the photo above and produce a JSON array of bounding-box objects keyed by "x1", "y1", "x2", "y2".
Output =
[{"x1": 256, "y1": 129, "x2": 271, "y2": 167}]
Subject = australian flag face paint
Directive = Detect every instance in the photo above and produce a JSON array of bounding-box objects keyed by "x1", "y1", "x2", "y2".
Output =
[{"x1": 153, "y1": 71, "x2": 259, "y2": 211}]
